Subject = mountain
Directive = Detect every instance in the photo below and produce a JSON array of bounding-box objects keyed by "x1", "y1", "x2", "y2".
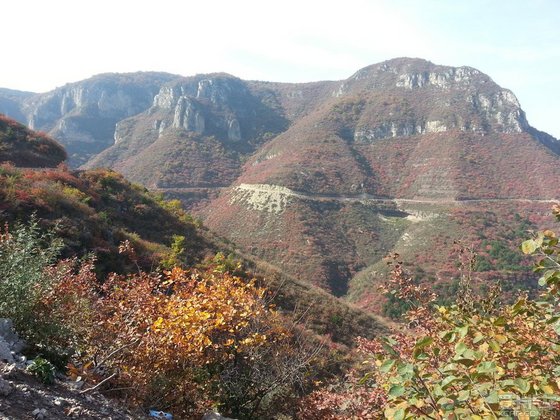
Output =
[
  {"x1": 198, "y1": 58, "x2": 560, "y2": 307},
  {"x1": 0, "y1": 131, "x2": 386, "y2": 347},
  {"x1": 0, "y1": 73, "x2": 179, "y2": 166},
  {"x1": 4, "y1": 58, "x2": 559, "y2": 311},
  {"x1": 0, "y1": 114, "x2": 66, "y2": 167},
  {"x1": 0, "y1": 88, "x2": 34, "y2": 122},
  {"x1": 82, "y1": 73, "x2": 334, "y2": 190}
]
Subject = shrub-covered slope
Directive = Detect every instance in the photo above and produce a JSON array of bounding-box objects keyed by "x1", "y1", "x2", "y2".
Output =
[
  {"x1": 0, "y1": 114, "x2": 66, "y2": 167},
  {"x1": 0, "y1": 163, "x2": 386, "y2": 347}
]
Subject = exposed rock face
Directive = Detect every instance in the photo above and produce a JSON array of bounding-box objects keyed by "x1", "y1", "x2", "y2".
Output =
[
  {"x1": 1, "y1": 73, "x2": 178, "y2": 166},
  {"x1": 334, "y1": 58, "x2": 530, "y2": 143},
  {"x1": 395, "y1": 66, "x2": 482, "y2": 89},
  {"x1": 353, "y1": 120, "x2": 448, "y2": 142},
  {"x1": 173, "y1": 97, "x2": 205, "y2": 133},
  {"x1": 148, "y1": 76, "x2": 257, "y2": 142},
  {"x1": 230, "y1": 183, "x2": 295, "y2": 214},
  {"x1": 83, "y1": 74, "x2": 289, "y2": 188},
  {"x1": 227, "y1": 117, "x2": 242, "y2": 141}
]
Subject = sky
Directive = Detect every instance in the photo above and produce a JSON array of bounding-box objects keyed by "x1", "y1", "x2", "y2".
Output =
[{"x1": 2, "y1": 0, "x2": 559, "y2": 138}]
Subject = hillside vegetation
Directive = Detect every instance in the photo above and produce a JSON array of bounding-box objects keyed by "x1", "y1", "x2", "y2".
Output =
[
  {"x1": 300, "y1": 214, "x2": 560, "y2": 419},
  {"x1": 0, "y1": 157, "x2": 390, "y2": 418},
  {"x1": 0, "y1": 114, "x2": 66, "y2": 167}
]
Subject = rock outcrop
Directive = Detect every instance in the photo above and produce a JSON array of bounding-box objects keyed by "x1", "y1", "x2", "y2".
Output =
[{"x1": 0, "y1": 73, "x2": 178, "y2": 165}]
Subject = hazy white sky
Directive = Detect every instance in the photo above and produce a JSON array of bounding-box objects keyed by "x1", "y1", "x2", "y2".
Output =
[{"x1": 2, "y1": 0, "x2": 559, "y2": 138}]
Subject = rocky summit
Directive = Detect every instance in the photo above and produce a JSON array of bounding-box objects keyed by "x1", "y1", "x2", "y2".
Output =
[{"x1": 2, "y1": 58, "x2": 559, "y2": 310}]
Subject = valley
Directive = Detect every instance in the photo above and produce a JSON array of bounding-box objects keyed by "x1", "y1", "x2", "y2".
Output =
[{"x1": 2, "y1": 57, "x2": 559, "y2": 312}]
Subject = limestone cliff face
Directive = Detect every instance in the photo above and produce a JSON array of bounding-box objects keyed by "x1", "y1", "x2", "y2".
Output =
[
  {"x1": 13, "y1": 73, "x2": 178, "y2": 165},
  {"x1": 149, "y1": 75, "x2": 265, "y2": 143},
  {"x1": 82, "y1": 74, "x2": 289, "y2": 189},
  {"x1": 332, "y1": 58, "x2": 530, "y2": 144}
]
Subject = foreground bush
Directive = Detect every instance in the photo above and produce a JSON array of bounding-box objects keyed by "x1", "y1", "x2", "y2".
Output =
[
  {"x1": 0, "y1": 220, "x2": 317, "y2": 418},
  {"x1": 301, "y1": 214, "x2": 560, "y2": 419},
  {"x1": 0, "y1": 218, "x2": 67, "y2": 349}
]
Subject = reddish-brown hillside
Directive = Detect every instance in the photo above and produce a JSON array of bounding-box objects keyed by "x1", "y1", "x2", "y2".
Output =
[
  {"x1": 198, "y1": 58, "x2": 560, "y2": 307},
  {"x1": 0, "y1": 114, "x2": 66, "y2": 167}
]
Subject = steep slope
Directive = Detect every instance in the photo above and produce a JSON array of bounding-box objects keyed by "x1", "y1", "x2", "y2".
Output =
[
  {"x1": 0, "y1": 131, "x2": 387, "y2": 346},
  {"x1": 0, "y1": 114, "x2": 66, "y2": 167}
]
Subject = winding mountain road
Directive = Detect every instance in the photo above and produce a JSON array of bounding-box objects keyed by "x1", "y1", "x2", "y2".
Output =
[{"x1": 156, "y1": 184, "x2": 560, "y2": 206}]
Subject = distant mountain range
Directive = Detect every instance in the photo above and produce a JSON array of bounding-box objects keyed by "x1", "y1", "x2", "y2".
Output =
[{"x1": 2, "y1": 57, "x2": 558, "y2": 311}]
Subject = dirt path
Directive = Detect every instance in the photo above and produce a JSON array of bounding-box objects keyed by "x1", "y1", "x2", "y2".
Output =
[{"x1": 157, "y1": 184, "x2": 560, "y2": 206}]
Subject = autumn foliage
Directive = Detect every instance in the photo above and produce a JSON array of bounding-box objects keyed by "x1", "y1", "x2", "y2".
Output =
[
  {"x1": 0, "y1": 219, "x2": 317, "y2": 418},
  {"x1": 40, "y1": 260, "x2": 300, "y2": 417},
  {"x1": 301, "y1": 213, "x2": 560, "y2": 419}
]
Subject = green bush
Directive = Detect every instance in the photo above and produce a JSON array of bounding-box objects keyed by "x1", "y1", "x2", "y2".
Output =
[
  {"x1": 0, "y1": 217, "x2": 63, "y2": 346},
  {"x1": 27, "y1": 357, "x2": 56, "y2": 384}
]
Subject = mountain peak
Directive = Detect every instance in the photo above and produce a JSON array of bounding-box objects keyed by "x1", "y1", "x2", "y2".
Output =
[{"x1": 349, "y1": 57, "x2": 488, "y2": 87}]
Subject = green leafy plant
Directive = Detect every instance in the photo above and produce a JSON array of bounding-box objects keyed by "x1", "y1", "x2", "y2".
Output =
[
  {"x1": 0, "y1": 217, "x2": 63, "y2": 342},
  {"x1": 27, "y1": 357, "x2": 56, "y2": 384},
  {"x1": 366, "y1": 232, "x2": 560, "y2": 419},
  {"x1": 303, "y1": 212, "x2": 560, "y2": 419}
]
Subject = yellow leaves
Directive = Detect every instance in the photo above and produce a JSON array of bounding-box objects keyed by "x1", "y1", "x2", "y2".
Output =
[
  {"x1": 152, "y1": 317, "x2": 164, "y2": 330},
  {"x1": 494, "y1": 334, "x2": 508, "y2": 345},
  {"x1": 541, "y1": 384, "x2": 555, "y2": 395},
  {"x1": 240, "y1": 333, "x2": 267, "y2": 347},
  {"x1": 63, "y1": 261, "x2": 288, "y2": 417},
  {"x1": 215, "y1": 312, "x2": 225, "y2": 326},
  {"x1": 198, "y1": 311, "x2": 211, "y2": 320},
  {"x1": 241, "y1": 337, "x2": 254, "y2": 346}
]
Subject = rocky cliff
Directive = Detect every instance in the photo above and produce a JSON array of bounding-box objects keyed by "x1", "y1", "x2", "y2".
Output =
[
  {"x1": 0, "y1": 73, "x2": 178, "y2": 165},
  {"x1": 83, "y1": 74, "x2": 290, "y2": 188}
]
